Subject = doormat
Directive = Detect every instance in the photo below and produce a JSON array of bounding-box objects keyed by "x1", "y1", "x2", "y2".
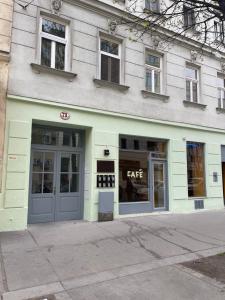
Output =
[{"x1": 26, "y1": 295, "x2": 56, "y2": 300}]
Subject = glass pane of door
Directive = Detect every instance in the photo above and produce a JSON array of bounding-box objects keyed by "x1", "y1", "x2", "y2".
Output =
[
  {"x1": 153, "y1": 162, "x2": 165, "y2": 209},
  {"x1": 60, "y1": 152, "x2": 80, "y2": 193},
  {"x1": 31, "y1": 151, "x2": 55, "y2": 195}
]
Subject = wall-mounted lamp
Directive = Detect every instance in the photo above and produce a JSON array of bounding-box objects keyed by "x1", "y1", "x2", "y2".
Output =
[{"x1": 104, "y1": 149, "x2": 110, "y2": 156}]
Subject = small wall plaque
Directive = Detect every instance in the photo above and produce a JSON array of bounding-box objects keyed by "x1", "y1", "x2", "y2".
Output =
[
  {"x1": 97, "y1": 161, "x2": 114, "y2": 173},
  {"x1": 60, "y1": 112, "x2": 70, "y2": 120}
]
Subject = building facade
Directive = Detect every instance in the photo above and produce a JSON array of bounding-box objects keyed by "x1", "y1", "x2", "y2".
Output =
[
  {"x1": 1, "y1": 0, "x2": 225, "y2": 231},
  {"x1": 0, "y1": 1, "x2": 13, "y2": 202}
]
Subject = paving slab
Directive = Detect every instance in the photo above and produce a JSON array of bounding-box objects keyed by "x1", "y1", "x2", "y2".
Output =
[
  {"x1": 0, "y1": 260, "x2": 4, "y2": 295},
  {"x1": 67, "y1": 265, "x2": 225, "y2": 300},
  {"x1": 29, "y1": 221, "x2": 111, "y2": 247},
  {"x1": 44, "y1": 238, "x2": 154, "y2": 281},
  {"x1": 148, "y1": 210, "x2": 225, "y2": 243},
  {"x1": 3, "y1": 249, "x2": 58, "y2": 291},
  {"x1": 0, "y1": 230, "x2": 37, "y2": 254},
  {"x1": 2, "y1": 282, "x2": 64, "y2": 300}
]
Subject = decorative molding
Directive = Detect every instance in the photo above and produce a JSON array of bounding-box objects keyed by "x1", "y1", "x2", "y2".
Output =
[
  {"x1": 221, "y1": 61, "x2": 225, "y2": 73},
  {"x1": 30, "y1": 63, "x2": 77, "y2": 81},
  {"x1": 190, "y1": 50, "x2": 198, "y2": 61},
  {"x1": 51, "y1": 0, "x2": 63, "y2": 14},
  {"x1": 141, "y1": 90, "x2": 169, "y2": 102},
  {"x1": 93, "y1": 78, "x2": 129, "y2": 91},
  {"x1": 152, "y1": 35, "x2": 161, "y2": 49},
  {"x1": 183, "y1": 100, "x2": 207, "y2": 110},
  {"x1": 108, "y1": 19, "x2": 118, "y2": 35}
]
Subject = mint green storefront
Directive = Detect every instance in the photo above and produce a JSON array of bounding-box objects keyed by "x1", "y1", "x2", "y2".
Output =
[{"x1": 0, "y1": 95, "x2": 224, "y2": 231}]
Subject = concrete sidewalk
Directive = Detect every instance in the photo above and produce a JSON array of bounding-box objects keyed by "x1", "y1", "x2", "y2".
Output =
[{"x1": 1, "y1": 210, "x2": 225, "y2": 299}]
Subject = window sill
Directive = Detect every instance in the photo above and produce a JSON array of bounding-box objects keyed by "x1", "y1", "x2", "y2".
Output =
[
  {"x1": 183, "y1": 100, "x2": 207, "y2": 110},
  {"x1": 30, "y1": 63, "x2": 77, "y2": 81},
  {"x1": 143, "y1": 8, "x2": 161, "y2": 14},
  {"x1": 141, "y1": 90, "x2": 169, "y2": 102},
  {"x1": 93, "y1": 78, "x2": 130, "y2": 92},
  {"x1": 216, "y1": 107, "x2": 225, "y2": 114}
]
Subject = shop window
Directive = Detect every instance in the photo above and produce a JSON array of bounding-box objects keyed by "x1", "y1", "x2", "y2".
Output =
[
  {"x1": 119, "y1": 151, "x2": 149, "y2": 203},
  {"x1": 145, "y1": 52, "x2": 161, "y2": 93},
  {"x1": 100, "y1": 38, "x2": 121, "y2": 84},
  {"x1": 183, "y1": 5, "x2": 195, "y2": 29},
  {"x1": 40, "y1": 16, "x2": 68, "y2": 70},
  {"x1": 119, "y1": 136, "x2": 167, "y2": 203},
  {"x1": 185, "y1": 65, "x2": 199, "y2": 103},
  {"x1": 217, "y1": 74, "x2": 225, "y2": 109},
  {"x1": 187, "y1": 142, "x2": 205, "y2": 198}
]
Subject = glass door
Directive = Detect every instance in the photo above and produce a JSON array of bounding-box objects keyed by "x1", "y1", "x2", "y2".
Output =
[
  {"x1": 152, "y1": 160, "x2": 167, "y2": 210},
  {"x1": 55, "y1": 151, "x2": 82, "y2": 221},
  {"x1": 29, "y1": 150, "x2": 56, "y2": 223}
]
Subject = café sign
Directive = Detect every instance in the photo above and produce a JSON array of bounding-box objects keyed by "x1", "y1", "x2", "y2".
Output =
[{"x1": 127, "y1": 169, "x2": 144, "y2": 179}]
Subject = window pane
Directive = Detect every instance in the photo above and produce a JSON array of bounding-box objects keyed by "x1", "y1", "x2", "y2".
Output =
[
  {"x1": 154, "y1": 71, "x2": 160, "y2": 93},
  {"x1": 32, "y1": 173, "x2": 42, "y2": 194},
  {"x1": 146, "y1": 54, "x2": 160, "y2": 67},
  {"x1": 70, "y1": 174, "x2": 79, "y2": 192},
  {"x1": 218, "y1": 89, "x2": 222, "y2": 108},
  {"x1": 186, "y1": 80, "x2": 191, "y2": 101},
  {"x1": 218, "y1": 76, "x2": 225, "y2": 88},
  {"x1": 154, "y1": 163, "x2": 165, "y2": 208},
  {"x1": 33, "y1": 152, "x2": 43, "y2": 172},
  {"x1": 119, "y1": 152, "x2": 149, "y2": 203},
  {"x1": 43, "y1": 174, "x2": 53, "y2": 193},
  {"x1": 41, "y1": 38, "x2": 51, "y2": 67},
  {"x1": 42, "y1": 18, "x2": 65, "y2": 38},
  {"x1": 55, "y1": 42, "x2": 65, "y2": 70},
  {"x1": 186, "y1": 67, "x2": 197, "y2": 79},
  {"x1": 60, "y1": 174, "x2": 69, "y2": 193},
  {"x1": 146, "y1": 69, "x2": 153, "y2": 91},
  {"x1": 61, "y1": 154, "x2": 70, "y2": 172},
  {"x1": 101, "y1": 54, "x2": 109, "y2": 81},
  {"x1": 192, "y1": 82, "x2": 198, "y2": 102},
  {"x1": 44, "y1": 152, "x2": 54, "y2": 172},
  {"x1": 72, "y1": 133, "x2": 80, "y2": 147},
  {"x1": 111, "y1": 57, "x2": 120, "y2": 83},
  {"x1": 146, "y1": 0, "x2": 159, "y2": 12},
  {"x1": 72, "y1": 154, "x2": 79, "y2": 172},
  {"x1": 101, "y1": 39, "x2": 118, "y2": 55},
  {"x1": 187, "y1": 142, "x2": 205, "y2": 198}
]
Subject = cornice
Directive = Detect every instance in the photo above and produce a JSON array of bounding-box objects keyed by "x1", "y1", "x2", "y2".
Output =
[
  {"x1": 64, "y1": 0, "x2": 225, "y2": 60},
  {"x1": 7, "y1": 94, "x2": 225, "y2": 134}
]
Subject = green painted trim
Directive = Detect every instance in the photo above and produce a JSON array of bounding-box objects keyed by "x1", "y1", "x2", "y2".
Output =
[{"x1": 7, "y1": 94, "x2": 225, "y2": 134}]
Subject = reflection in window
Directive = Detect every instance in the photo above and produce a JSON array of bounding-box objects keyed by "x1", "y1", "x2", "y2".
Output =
[
  {"x1": 187, "y1": 142, "x2": 205, "y2": 197},
  {"x1": 60, "y1": 153, "x2": 80, "y2": 193},
  {"x1": 32, "y1": 126, "x2": 81, "y2": 148},
  {"x1": 40, "y1": 17, "x2": 67, "y2": 70},
  {"x1": 119, "y1": 151, "x2": 149, "y2": 203}
]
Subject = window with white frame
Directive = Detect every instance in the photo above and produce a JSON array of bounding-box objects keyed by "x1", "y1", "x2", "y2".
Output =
[
  {"x1": 185, "y1": 65, "x2": 199, "y2": 103},
  {"x1": 183, "y1": 5, "x2": 195, "y2": 29},
  {"x1": 145, "y1": 52, "x2": 161, "y2": 93},
  {"x1": 214, "y1": 21, "x2": 224, "y2": 43},
  {"x1": 217, "y1": 75, "x2": 225, "y2": 109},
  {"x1": 40, "y1": 17, "x2": 68, "y2": 71},
  {"x1": 145, "y1": 0, "x2": 160, "y2": 12},
  {"x1": 100, "y1": 38, "x2": 121, "y2": 84}
]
